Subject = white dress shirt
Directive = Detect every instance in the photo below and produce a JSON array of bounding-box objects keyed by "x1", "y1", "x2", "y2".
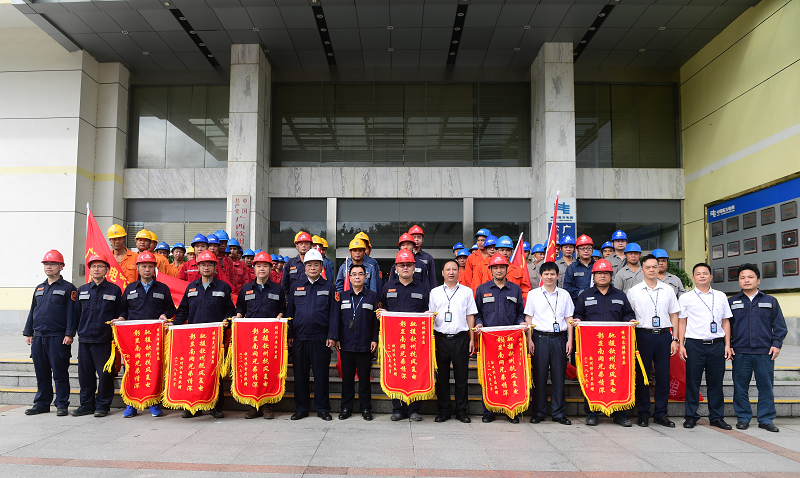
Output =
[
  {"x1": 678, "y1": 287, "x2": 732, "y2": 340},
  {"x1": 429, "y1": 283, "x2": 478, "y2": 334},
  {"x1": 524, "y1": 286, "x2": 575, "y2": 333},
  {"x1": 627, "y1": 280, "x2": 681, "y2": 329}
]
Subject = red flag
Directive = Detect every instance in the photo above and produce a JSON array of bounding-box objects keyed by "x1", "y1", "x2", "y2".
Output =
[
  {"x1": 541, "y1": 193, "x2": 560, "y2": 287},
  {"x1": 343, "y1": 257, "x2": 350, "y2": 291},
  {"x1": 509, "y1": 232, "x2": 531, "y2": 291},
  {"x1": 155, "y1": 270, "x2": 191, "y2": 308},
  {"x1": 85, "y1": 206, "x2": 131, "y2": 290},
  {"x1": 316, "y1": 245, "x2": 327, "y2": 280},
  {"x1": 669, "y1": 354, "x2": 704, "y2": 402}
]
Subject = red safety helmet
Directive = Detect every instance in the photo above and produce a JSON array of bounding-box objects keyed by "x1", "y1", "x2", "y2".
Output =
[
  {"x1": 42, "y1": 250, "x2": 65, "y2": 264},
  {"x1": 295, "y1": 232, "x2": 313, "y2": 244},
  {"x1": 397, "y1": 233, "x2": 415, "y2": 247},
  {"x1": 408, "y1": 225, "x2": 424, "y2": 236},
  {"x1": 576, "y1": 234, "x2": 593, "y2": 247},
  {"x1": 136, "y1": 251, "x2": 157, "y2": 264},
  {"x1": 253, "y1": 251, "x2": 273, "y2": 264},
  {"x1": 395, "y1": 249, "x2": 416, "y2": 264},
  {"x1": 196, "y1": 250, "x2": 217, "y2": 264},
  {"x1": 488, "y1": 253, "x2": 509, "y2": 267},
  {"x1": 592, "y1": 259, "x2": 613, "y2": 273},
  {"x1": 86, "y1": 253, "x2": 109, "y2": 267}
]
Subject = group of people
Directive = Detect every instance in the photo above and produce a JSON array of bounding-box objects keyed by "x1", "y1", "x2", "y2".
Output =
[{"x1": 24, "y1": 225, "x2": 787, "y2": 433}]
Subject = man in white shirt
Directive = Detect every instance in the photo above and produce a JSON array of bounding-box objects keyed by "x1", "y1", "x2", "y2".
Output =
[
  {"x1": 524, "y1": 262, "x2": 574, "y2": 425},
  {"x1": 429, "y1": 261, "x2": 477, "y2": 423},
  {"x1": 677, "y1": 262, "x2": 733, "y2": 430},
  {"x1": 627, "y1": 254, "x2": 681, "y2": 428}
]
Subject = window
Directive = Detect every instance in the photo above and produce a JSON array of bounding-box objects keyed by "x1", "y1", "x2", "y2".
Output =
[
  {"x1": 473, "y1": 199, "x2": 531, "y2": 245},
  {"x1": 575, "y1": 83, "x2": 679, "y2": 168},
  {"x1": 577, "y1": 199, "x2": 681, "y2": 251},
  {"x1": 125, "y1": 199, "x2": 226, "y2": 248},
  {"x1": 129, "y1": 86, "x2": 229, "y2": 168},
  {"x1": 270, "y1": 199, "x2": 327, "y2": 249},
  {"x1": 271, "y1": 83, "x2": 530, "y2": 167}
]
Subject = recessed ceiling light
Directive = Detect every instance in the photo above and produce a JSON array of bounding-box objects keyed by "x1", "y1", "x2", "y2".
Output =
[
  {"x1": 324, "y1": 40, "x2": 330, "y2": 44},
  {"x1": 639, "y1": 48, "x2": 646, "y2": 52},
  {"x1": 388, "y1": 48, "x2": 394, "y2": 51},
  {"x1": 143, "y1": 51, "x2": 149, "y2": 55},
  {"x1": 454, "y1": 26, "x2": 460, "y2": 31},
  {"x1": 659, "y1": 26, "x2": 667, "y2": 30},
  {"x1": 387, "y1": 26, "x2": 393, "y2": 30},
  {"x1": 199, "y1": 43, "x2": 205, "y2": 46},
  {"x1": 208, "y1": 54, "x2": 214, "y2": 57},
  {"x1": 599, "y1": 12, "x2": 606, "y2": 17},
  {"x1": 588, "y1": 27, "x2": 596, "y2": 31},
  {"x1": 327, "y1": 52, "x2": 333, "y2": 56},
  {"x1": 122, "y1": 30, "x2": 128, "y2": 34},
  {"x1": 523, "y1": 25, "x2": 531, "y2": 29},
  {"x1": 457, "y1": 12, "x2": 464, "y2": 16},
  {"x1": 452, "y1": 40, "x2": 458, "y2": 44},
  {"x1": 320, "y1": 28, "x2": 326, "y2": 32},
  {"x1": 316, "y1": 14, "x2": 323, "y2": 18},
  {"x1": 513, "y1": 47, "x2": 520, "y2": 51},
  {"x1": 189, "y1": 30, "x2": 196, "y2": 34},
  {"x1": 179, "y1": 16, "x2": 186, "y2": 21},
  {"x1": 164, "y1": 1, "x2": 169, "y2": 5},
  {"x1": 449, "y1": 52, "x2": 455, "y2": 55},
  {"x1": 580, "y1": 40, "x2": 587, "y2": 44},
  {"x1": 253, "y1": 28, "x2": 259, "y2": 31}
]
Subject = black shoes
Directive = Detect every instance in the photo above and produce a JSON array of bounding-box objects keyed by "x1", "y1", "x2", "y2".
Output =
[
  {"x1": 710, "y1": 419, "x2": 732, "y2": 430},
  {"x1": 182, "y1": 410, "x2": 202, "y2": 418},
  {"x1": 94, "y1": 409, "x2": 108, "y2": 418},
  {"x1": 554, "y1": 417, "x2": 571, "y2": 425},
  {"x1": 290, "y1": 411, "x2": 308, "y2": 420},
  {"x1": 613, "y1": 415, "x2": 632, "y2": 427},
  {"x1": 637, "y1": 416, "x2": 649, "y2": 427},
  {"x1": 585, "y1": 412, "x2": 598, "y2": 426},
  {"x1": 338, "y1": 409, "x2": 352, "y2": 420},
  {"x1": 456, "y1": 413, "x2": 471, "y2": 423},
  {"x1": 390, "y1": 412, "x2": 405, "y2": 421},
  {"x1": 362, "y1": 410, "x2": 373, "y2": 421},
  {"x1": 736, "y1": 421, "x2": 749, "y2": 430},
  {"x1": 758, "y1": 422, "x2": 779, "y2": 432},
  {"x1": 245, "y1": 407, "x2": 263, "y2": 419},
  {"x1": 56, "y1": 409, "x2": 68, "y2": 417},
  {"x1": 210, "y1": 409, "x2": 224, "y2": 419},
  {"x1": 409, "y1": 412, "x2": 423, "y2": 421},
  {"x1": 683, "y1": 418, "x2": 697, "y2": 428},
  {"x1": 482, "y1": 414, "x2": 495, "y2": 423},
  {"x1": 25, "y1": 406, "x2": 48, "y2": 415},
  {"x1": 435, "y1": 413, "x2": 450, "y2": 423},
  {"x1": 530, "y1": 416, "x2": 543, "y2": 424},
  {"x1": 507, "y1": 415, "x2": 519, "y2": 424},
  {"x1": 71, "y1": 406, "x2": 93, "y2": 417},
  {"x1": 654, "y1": 417, "x2": 675, "y2": 428},
  {"x1": 317, "y1": 411, "x2": 333, "y2": 421}
]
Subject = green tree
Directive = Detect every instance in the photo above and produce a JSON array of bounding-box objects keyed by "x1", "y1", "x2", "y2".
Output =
[{"x1": 668, "y1": 261, "x2": 693, "y2": 289}]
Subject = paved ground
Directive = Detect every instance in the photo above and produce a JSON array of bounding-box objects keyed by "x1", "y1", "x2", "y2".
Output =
[{"x1": 1, "y1": 403, "x2": 800, "y2": 477}]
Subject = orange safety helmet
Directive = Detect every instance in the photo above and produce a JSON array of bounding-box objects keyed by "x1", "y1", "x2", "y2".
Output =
[
  {"x1": 42, "y1": 250, "x2": 65, "y2": 264},
  {"x1": 295, "y1": 232, "x2": 313, "y2": 244},
  {"x1": 136, "y1": 251, "x2": 157, "y2": 264},
  {"x1": 408, "y1": 225, "x2": 424, "y2": 236},
  {"x1": 397, "y1": 233, "x2": 415, "y2": 247},
  {"x1": 86, "y1": 253, "x2": 109, "y2": 267},
  {"x1": 196, "y1": 250, "x2": 217, "y2": 263},
  {"x1": 592, "y1": 259, "x2": 613, "y2": 273},
  {"x1": 253, "y1": 251, "x2": 273, "y2": 264},
  {"x1": 488, "y1": 253, "x2": 509, "y2": 267},
  {"x1": 576, "y1": 234, "x2": 593, "y2": 248},
  {"x1": 395, "y1": 249, "x2": 416, "y2": 264}
]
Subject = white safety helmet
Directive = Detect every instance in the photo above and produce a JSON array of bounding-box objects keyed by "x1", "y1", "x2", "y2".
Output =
[{"x1": 303, "y1": 248, "x2": 324, "y2": 263}]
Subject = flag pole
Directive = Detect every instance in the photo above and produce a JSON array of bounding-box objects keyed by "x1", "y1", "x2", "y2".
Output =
[{"x1": 544, "y1": 190, "x2": 560, "y2": 261}]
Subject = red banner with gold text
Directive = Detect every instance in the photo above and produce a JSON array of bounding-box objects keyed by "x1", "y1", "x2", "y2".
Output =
[
  {"x1": 576, "y1": 322, "x2": 643, "y2": 415},
  {"x1": 477, "y1": 325, "x2": 532, "y2": 417},
  {"x1": 163, "y1": 322, "x2": 226, "y2": 413},
  {"x1": 85, "y1": 206, "x2": 132, "y2": 290},
  {"x1": 226, "y1": 318, "x2": 289, "y2": 408},
  {"x1": 105, "y1": 320, "x2": 165, "y2": 408},
  {"x1": 378, "y1": 312, "x2": 436, "y2": 404}
]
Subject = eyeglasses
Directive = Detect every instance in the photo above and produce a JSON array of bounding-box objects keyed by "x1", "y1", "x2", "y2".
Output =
[
  {"x1": 396, "y1": 263, "x2": 414, "y2": 269},
  {"x1": 349, "y1": 272, "x2": 366, "y2": 277}
]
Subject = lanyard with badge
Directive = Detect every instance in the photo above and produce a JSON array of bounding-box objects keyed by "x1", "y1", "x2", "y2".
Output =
[
  {"x1": 647, "y1": 287, "x2": 661, "y2": 328},
  {"x1": 695, "y1": 289, "x2": 717, "y2": 333},
  {"x1": 443, "y1": 285, "x2": 459, "y2": 322},
  {"x1": 348, "y1": 294, "x2": 365, "y2": 331},
  {"x1": 544, "y1": 290, "x2": 560, "y2": 332}
]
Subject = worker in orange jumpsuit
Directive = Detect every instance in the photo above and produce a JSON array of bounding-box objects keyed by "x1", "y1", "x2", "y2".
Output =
[
  {"x1": 108, "y1": 224, "x2": 139, "y2": 283},
  {"x1": 455, "y1": 248, "x2": 471, "y2": 286},
  {"x1": 471, "y1": 235, "x2": 498, "y2": 291},
  {"x1": 464, "y1": 228, "x2": 492, "y2": 291},
  {"x1": 133, "y1": 230, "x2": 177, "y2": 277}
]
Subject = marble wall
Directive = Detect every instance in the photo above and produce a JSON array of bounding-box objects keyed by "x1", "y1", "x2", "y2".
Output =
[
  {"x1": 576, "y1": 168, "x2": 685, "y2": 200},
  {"x1": 123, "y1": 167, "x2": 228, "y2": 199}
]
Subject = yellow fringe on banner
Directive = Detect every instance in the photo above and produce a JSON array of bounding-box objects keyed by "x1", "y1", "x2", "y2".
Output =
[
  {"x1": 477, "y1": 329, "x2": 532, "y2": 418},
  {"x1": 160, "y1": 325, "x2": 226, "y2": 414},
  {"x1": 575, "y1": 324, "x2": 638, "y2": 416},
  {"x1": 217, "y1": 325, "x2": 227, "y2": 378},
  {"x1": 229, "y1": 321, "x2": 289, "y2": 408},
  {"x1": 378, "y1": 314, "x2": 436, "y2": 404},
  {"x1": 103, "y1": 337, "x2": 117, "y2": 373}
]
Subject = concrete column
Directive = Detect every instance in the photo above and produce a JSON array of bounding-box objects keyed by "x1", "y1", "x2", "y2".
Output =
[
  {"x1": 530, "y1": 43, "x2": 577, "y2": 244},
  {"x1": 226, "y1": 44, "x2": 271, "y2": 251}
]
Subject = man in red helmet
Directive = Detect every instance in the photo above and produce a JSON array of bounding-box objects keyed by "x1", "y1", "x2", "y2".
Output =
[
  {"x1": 388, "y1": 233, "x2": 431, "y2": 287},
  {"x1": 408, "y1": 225, "x2": 438, "y2": 288},
  {"x1": 564, "y1": 235, "x2": 597, "y2": 303},
  {"x1": 282, "y1": 231, "x2": 314, "y2": 297},
  {"x1": 23, "y1": 250, "x2": 78, "y2": 416}
]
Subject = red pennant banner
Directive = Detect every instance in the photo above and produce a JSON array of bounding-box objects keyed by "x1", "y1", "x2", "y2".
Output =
[
  {"x1": 378, "y1": 312, "x2": 436, "y2": 404},
  {"x1": 106, "y1": 320, "x2": 165, "y2": 408},
  {"x1": 163, "y1": 322, "x2": 226, "y2": 413},
  {"x1": 85, "y1": 207, "x2": 132, "y2": 290},
  {"x1": 575, "y1": 322, "x2": 642, "y2": 416},
  {"x1": 669, "y1": 353, "x2": 704, "y2": 402},
  {"x1": 155, "y1": 270, "x2": 190, "y2": 308},
  {"x1": 477, "y1": 325, "x2": 531, "y2": 417},
  {"x1": 227, "y1": 318, "x2": 289, "y2": 408}
]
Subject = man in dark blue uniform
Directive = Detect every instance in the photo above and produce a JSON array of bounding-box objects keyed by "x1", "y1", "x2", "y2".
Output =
[
  {"x1": 564, "y1": 235, "x2": 596, "y2": 302},
  {"x1": 287, "y1": 248, "x2": 339, "y2": 421},
  {"x1": 330, "y1": 263, "x2": 380, "y2": 421},
  {"x1": 378, "y1": 249, "x2": 431, "y2": 422},
  {"x1": 73, "y1": 253, "x2": 122, "y2": 418},
  {"x1": 474, "y1": 254, "x2": 525, "y2": 423},
  {"x1": 388, "y1": 233, "x2": 431, "y2": 287},
  {"x1": 236, "y1": 251, "x2": 286, "y2": 419},
  {"x1": 23, "y1": 250, "x2": 77, "y2": 416},
  {"x1": 574, "y1": 259, "x2": 636, "y2": 427},
  {"x1": 174, "y1": 250, "x2": 236, "y2": 419},
  {"x1": 282, "y1": 231, "x2": 314, "y2": 297},
  {"x1": 409, "y1": 225, "x2": 438, "y2": 288},
  {"x1": 729, "y1": 263, "x2": 788, "y2": 432},
  {"x1": 114, "y1": 250, "x2": 177, "y2": 418}
]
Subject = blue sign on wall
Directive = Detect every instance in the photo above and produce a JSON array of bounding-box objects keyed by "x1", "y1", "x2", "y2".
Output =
[{"x1": 707, "y1": 176, "x2": 800, "y2": 223}]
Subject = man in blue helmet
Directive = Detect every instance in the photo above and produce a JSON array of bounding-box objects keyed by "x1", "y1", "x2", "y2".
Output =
[
  {"x1": 178, "y1": 234, "x2": 209, "y2": 282},
  {"x1": 471, "y1": 235, "x2": 498, "y2": 290},
  {"x1": 172, "y1": 242, "x2": 187, "y2": 270},
  {"x1": 528, "y1": 244, "x2": 545, "y2": 287},
  {"x1": 455, "y1": 248, "x2": 470, "y2": 286},
  {"x1": 453, "y1": 242, "x2": 465, "y2": 258},
  {"x1": 613, "y1": 243, "x2": 644, "y2": 294},
  {"x1": 215, "y1": 229, "x2": 229, "y2": 255},
  {"x1": 653, "y1": 249, "x2": 686, "y2": 298},
  {"x1": 209, "y1": 232, "x2": 237, "y2": 294},
  {"x1": 154, "y1": 242, "x2": 170, "y2": 259},
  {"x1": 609, "y1": 230, "x2": 628, "y2": 274},
  {"x1": 556, "y1": 236, "x2": 576, "y2": 288},
  {"x1": 600, "y1": 241, "x2": 614, "y2": 259},
  {"x1": 465, "y1": 228, "x2": 491, "y2": 291}
]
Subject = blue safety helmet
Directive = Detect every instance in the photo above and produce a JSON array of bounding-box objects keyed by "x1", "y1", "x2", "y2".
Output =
[
  {"x1": 523, "y1": 241, "x2": 531, "y2": 252},
  {"x1": 155, "y1": 241, "x2": 170, "y2": 252},
  {"x1": 470, "y1": 244, "x2": 479, "y2": 251},
  {"x1": 532, "y1": 243, "x2": 545, "y2": 253},
  {"x1": 456, "y1": 248, "x2": 471, "y2": 258},
  {"x1": 242, "y1": 249, "x2": 255, "y2": 257},
  {"x1": 254, "y1": 249, "x2": 263, "y2": 254},
  {"x1": 228, "y1": 238, "x2": 241, "y2": 248},
  {"x1": 484, "y1": 235, "x2": 498, "y2": 247},
  {"x1": 652, "y1": 248, "x2": 669, "y2": 259},
  {"x1": 624, "y1": 243, "x2": 642, "y2": 253},
  {"x1": 207, "y1": 234, "x2": 220, "y2": 245},
  {"x1": 277, "y1": 255, "x2": 286, "y2": 263},
  {"x1": 496, "y1": 235, "x2": 514, "y2": 249},
  {"x1": 601, "y1": 241, "x2": 613, "y2": 251},
  {"x1": 560, "y1": 235, "x2": 576, "y2": 246},
  {"x1": 225, "y1": 245, "x2": 231, "y2": 253},
  {"x1": 453, "y1": 242, "x2": 465, "y2": 251},
  {"x1": 270, "y1": 254, "x2": 278, "y2": 261},
  {"x1": 214, "y1": 230, "x2": 229, "y2": 241},
  {"x1": 612, "y1": 230, "x2": 628, "y2": 241},
  {"x1": 475, "y1": 228, "x2": 492, "y2": 237},
  {"x1": 592, "y1": 249, "x2": 601, "y2": 258},
  {"x1": 191, "y1": 234, "x2": 208, "y2": 246},
  {"x1": 172, "y1": 242, "x2": 186, "y2": 252}
]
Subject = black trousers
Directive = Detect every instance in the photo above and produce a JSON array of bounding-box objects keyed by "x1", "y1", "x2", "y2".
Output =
[
  {"x1": 31, "y1": 336, "x2": 72, "y2": 410},
  {"x1": 531, "y1": 332, "x2": 567, "y2": 419},
  {"x1": 685, "y1": 338, "x2": 725, "y2": 421},
  {"x1": 434, "y1": 331, "x2": 470, "y2": 415},
  {"x1": 340, "y1": 351, "x2": 372, "y2": 411},
  {"x1": 392, "y1": 399, "x2": 421, "y2": 415},
  {"x1": 292, "y1": 339, "x2": 331, "y2": 413},
  {"x1": 635, "y1": 329, "x2": 672, "y2": 419},
  {"x1": 78, "y1": 342, "x2": 115, "y2": 410}
]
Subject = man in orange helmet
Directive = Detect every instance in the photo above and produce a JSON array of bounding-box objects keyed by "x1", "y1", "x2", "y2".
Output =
[
  {"x1": 408, "y1": 225, "x2": 437, "y2": 288},
  {"x1": 282, "y1": 231, "x2": 314, "y2": 296}
]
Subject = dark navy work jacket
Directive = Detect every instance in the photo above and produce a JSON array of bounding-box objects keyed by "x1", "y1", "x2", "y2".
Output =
[
  {"x1": 23, "y1": 277, "x2": 78, "y2": 337},
  {"x1": 76, "y1": 279, "x2": 122, "y2": 343}
]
